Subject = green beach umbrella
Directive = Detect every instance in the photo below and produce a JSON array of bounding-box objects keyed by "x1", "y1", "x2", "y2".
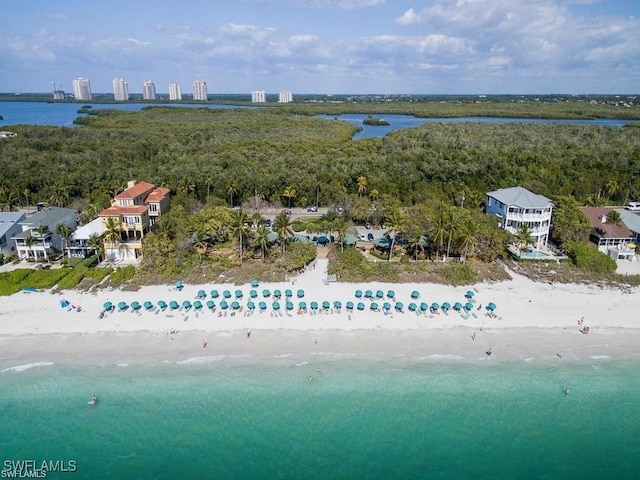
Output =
[
  {"x1": 383, "y1": 302, "x2": 391, "y2": 311},
  {"x1": 365, "y1": 290, "x2": 373, "y2": 299},
  {"x1": 442, "y1": 302, "x2": 451, "y2": 311},
  {"x1": 297, "y1": 289, "x2": 305, "y2": 298},
  {"x1": 194, "y1": 300, "x2": 203, "y2": 310},
  {"x1": 408, "y1": 302, "x2": 417, "y2": 312},
  {"x1": 310, "y1": 302, "x2": 319, "y2": 310},
  {"x1": 250, "y1": 289, "x2": 258, "y2": 298},
  {"x1": 464, "y1": 302, "x2": 473, "y2": 311},
  {"x1": 355, "y1": 290, "x2": 363, "y2": 298},
  {"x1": 259, "y1": 301, "x2": 267, "y2": 310},
  {"x1": 231, "y1": 301, "x2": 240, "y2": 310},
  {"x1": 334, "y1": 301, "x2": 342, "y2": 309},
  {"x1": 263, "y1": 289, "x2": 271, "y2": 298},
  {"x1": 453, "y1": 302, "x2": 463, "y2": 311},
  {"x1": 157, "y1": 300, "x2": 167, "y2": 310},
  {"x1": 272, "y1": 301, "x2": 281, "y2": 310},
  {"x1": 285, "y1": 289, "x2": 293, "y2": 298},
  {"x1": 210, "y1": 290, "x2": 220, "y2": 298},
  {"x1": 182, "y1": 300, "x2": 192, "y2": 309},
  {"x1": 387, "y1": 290, "x2": 395, "y2": 299},
  {"x1": 420, "y1": 302, "x2": 428, "y2": 312},
  {"x1": 346, "y1": 301, "x2": 354, "y2": 310},
  {"x1": 376, "y1": 290, "x2": 384, "y2": 299},
  {"x1": 235, "y1": 290, "x2": 243, "y2": 298},
  {"x1": 395, "y1": 302, "x2": 404, "y2": 312},
  {"x1": 251, "y1": 279, "x2": 259, "y2": 287},
  {"x1": 131, "y1": 301, "x2": 141, "y2": 311},
  {"x1": 220, "y1": 300, "x2": 229, "y2": 310},
  {"x1": 206, "y1": 300, "x2": 215, "y2": 310},
  {"x1": 274, "y1": 289, "x2": 282, "y2": 298},
  {"x1": 487, "y1": 302, "x2": 497, "y2": 311},
  {"x1": 299, "y1": 301, "x2": 307, "y2": 309},
  {"x1": 143, "y1": 301, "x2": 154, "y2": 311},
  {"x1": 411, "y1": 290, "x2": 420, "y2": 299},
  {"x1": 169, "y1": 301, "x2": 179, "y2": 310},
  {"x1": 223, "y1": 290, "x2": 232, "y2": 299},
  {"x1": 117, "y1": 301, "x2": 128, "y2": 311},
  {"x1": 103, "y1": 301, "x2": 113, "y2": 311},
  {"x1": 197, "y1": 290, "x2": 206, "y2": 299},
  {"x1": 465, "y1": 290, "x2": 475, "y2": 298},
  {"x1": 322, "y1": 301, "x2": 330, "y2": 309},
  {"x1": 357, "y1": 302, "x2": 365, "y2": 311},
  {"x1": 286, "y1": 301, "x2": 294, "y2": 311},
  {"x1": 247, "y1": 301, "x2": 255, "y2": 310},
  {"x1": 370, "y1": 302, "x2": 379, "y2": 310},
  {"x1": 431, "y1": 303, "x2": 440, "y2": 311}
]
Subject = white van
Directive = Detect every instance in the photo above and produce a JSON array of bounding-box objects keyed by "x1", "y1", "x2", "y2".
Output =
[{"x1": 625, "y1": 202, "x2": 640, "y2": 211}]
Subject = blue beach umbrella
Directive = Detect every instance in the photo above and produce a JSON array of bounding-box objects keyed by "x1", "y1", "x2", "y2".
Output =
[
  {"x1": 251, "y1": 279, "x2": 259, "y2": 287},
  {"x1": 263, "y1": 289, "x2": 271, "y2": 298},
  {"x1": 103, "y1": 301, "x2": 113, "y2": 311},
  {"x1": 465, "y1": 290, "x2": 475, "y2": 299},
  {"x1": 355, "y1": 290, "x2": 363, "y2": 298},
  {"x1": 182, "y1": 300, "x2": 192, "y2": 309},
  {"x1": 117, "y1": 301, "x2": 128, "y2": 311},
  {"x1": 247, "y1": 301, "x2": 255, "y2": 310},
  {"x1": 395, "y1": 302, "x2": 404, "y2": 312},
  {"x1": 175, "y1": 281, "x2": 184, "y2": 291},
  {"x1": 364, "y1": 290, "x2": 373, "y2": 299},
  {"x1": 197, "y1": 290, "x2": 206, "y2": 299},
  {"x1": 387, "y1": 290, "x2": 395, "y2": 299},
  {"x1": 297, "y1": 289, "x2": 305, "y2": 298},
  {"x1": 453, "y1": 302, "x2": 463, "y2": 311},
  {"x1": 442, "y1": 302, "x2": 451, "y2": 311},
  {"x1": 285, "y1": 289, "x2": 293, "y2": 299},
  {"x1": 158, "y1": 300, "x2": 167, "y2": 310},
  {"x1": 131, "y1": 301, "x2": 141, "y2": 311},
  {"x1": 220, "y1": 300, "x2": 229, "y2": 310},
  {"x1": 223, "y1": 290, "x2": 232, "y2": 299},
  {"x1": 274, "y1": 289, "x2": 282, "y2": 299},
  {"x1": 357, "y1": 302, "x2": 365, "y2": 311},
  {"x1": 259, "y1": 301, "x2": 267, "y2": 311},
  {"x1": 376, "y1": 290, "x2": 384, "y2": 299},
  {"x1": 272, "y1": 301, "x2": 281, "y2": 310},
  {"x1": 322, "y1": 301, "x2": 331, "y2": 310},
  {"x1": 60, "y1": 299, "x2": 70, "y2": 309},
  {"x1": 346, "y1": 301, "x2": 354, "y2": 310},
  {"x1": 370, "y1": 302, "x2": 379, "y2": 311},
  {"x1": 206, "y1": 300, "x2": 215, "y2": 310},
  {"x1": 194, "y1": 300, "x2": 203, "y2": 310},
  {"x1": 235, "y1": 290, "x2": 243, "y2": 299},
  {"x1": 250, "y1": 289, "x2": 258, "y2": 298},
  {"x1": 408, "y1": 302, "x2": 417, "y2": 312},
  {"x1": 383, "y1": 302, "x2": 391, "y2": 311},
  {"x1": 310, "y1": 302, "x2": 319, "y2": 311},
  {"x1": 299, "y1": 301, "x2": 307, "y2": 310},
  {"x1": 411, "y1": 290, "x2": 420, "y2": 299},
  {"x1": 286, "y1": 301, "x2": 294, "y2": 311},
  {"x1": 143, "y1": 301, "x2": 154, "y2": 311},
  {"x1": 464, "y1": 302, "x2": 473, "y2": 311},
  {"x1": 169, "y1": 301, "x2": 179, "y2": 310},
  {"x1": 334, "y1": 301, "x2": 342, "y2": 309},
  {"x1": 210, "y1": 290, "x2": 220, "y2": 298},
  {"x1": 487, "y1": 302, "x2": 497, "y2": 311},
  {"x1": 231, "y1": 301, "x2": 240, "y2": 310},
  {"x1": 431, "y1": 303, "x2": 440, "y2": 311},
  {"x1": 420, "y1": 302, "x2": 428, "y2": 312}
]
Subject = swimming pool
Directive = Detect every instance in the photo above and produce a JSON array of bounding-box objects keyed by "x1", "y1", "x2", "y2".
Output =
[{"x1": 519, "y1": 250, "x2": 556, "y2": 260}]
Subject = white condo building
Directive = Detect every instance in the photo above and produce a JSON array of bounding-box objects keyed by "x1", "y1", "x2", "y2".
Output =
[
  {"x1": 112, "y1": 77, "x2": 129, "y2": 101},
  {"x1": 252, "y1": 90, "x2": 267, "y2": 103},
  {"x1": 192, "y1": 80, "x2": 208, "y2": 101},
  {"x1": 142, "y1": 80, "x2": 156, "y2": 100},
  {"x1": 168, "y1": 83, "x2": 182, "y2": 101},
  {"x1": 72, "y1": 77, "x2": 92, "y2": 101},
  {"x1": 278, "y1": 91, "x2": 293, "y2": 103}
]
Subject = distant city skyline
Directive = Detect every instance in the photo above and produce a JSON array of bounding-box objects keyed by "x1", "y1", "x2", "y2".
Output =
[{"x1": 1, "y1": 0, "x2": 639, "y2": 94}]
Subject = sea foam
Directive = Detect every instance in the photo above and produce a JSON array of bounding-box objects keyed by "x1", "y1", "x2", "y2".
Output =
[{"x1": 1, "y1": 361, "x2": 55, "y2": 373}]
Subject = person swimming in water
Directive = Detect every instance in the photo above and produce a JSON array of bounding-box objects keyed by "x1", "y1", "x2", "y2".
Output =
[{"x1": 88, "y1": 395, "x2": 97, "y2": 405}]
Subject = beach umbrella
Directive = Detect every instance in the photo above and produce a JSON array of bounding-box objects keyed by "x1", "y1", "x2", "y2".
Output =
[
  {"x1": 194, "y1": 300, "x2": 203, "y2": 310},
  {"x1": 175, "y1": 281, "x2": 184, "y2": 291},
  {"x1": 220, "y1": 300, "x2": 229, "y2": 310},
  {"x1": 297, "y1": 289, "x2": 305, "y2": 298},
  {"x1": 299, "y1": 301, "x2": 307, "y2": 309},
  {"x1": 487, "y1": 302, "x2": 497, "y2": 311},
  {"x1": 365, "y1": 290, "x2": 373, "y2": 299},
  {"x1": 259, "y1": 301, "x2": 267, "y2": 311},
  {"x1": 235, "y1": 290, "x2": 243, "y2": 299},
  {"x1": 286, "y1": 301, "x2": 294, "y2": 311},
  {"x1": 117, "y1": 301, "x2": 128, "y2": 311},
  {"x1": 103, "y1": 301, "x2": 113, "y2": 311},
  {"x1": 182, "y1": 300, "x2": 192, "y2": 309},
  {"x1": 310, "y1": 301, "x2": 319, "y2": 311},
  {"x1": 357, "y1": 302, "x2": 365, "y2": 311},
  {"x1": 263, "y1": 289, "x2": 271, "y2": 298},
  {"x1": 370, "y1": 302, "x2": 379, "y2": 311},
  {"x1": 316, "y1": 235, "x2": 328, "y2": 245},
  {"x1": 420, "y1": 302, "x2": 428, "y2": 312},
  {"x1": 131, "y1": 301, "x2": 141, "y2": 311},
  {"x1": 346, "y1": 301, "x2": 354, "y2": 310},
  {"x1": 210, "y1": 290, "x2": 220, "y2": 298},
  {"x1": 376, "y1": 290, "x2": 384, "y2": 299},
  {"x1": 231, "y1": 301, "x2": 240, "y2": 310},
  {"x1": 387, "y1": 290, "x2": 395, "y2": 299},
  {"x1": 395, "y1": 302, "x2": 404, "y2": 312},
  {"x1": 250, "y1": 289, "x2": 258, "y2": 298},
  {"x1": 223, "y1": 290, "x2": 232, "y2": 299},
  {"x1": 431, "y1": 302, "x2": 440, "y2": 311},
  {"x1": 251, "y1": 279, "x2": 259, "y2": 287},
  {"x1": 322, "y1": 301, "x2": 331, "y2": 310},
  {"x1": 465, "y1": 290, "x2": 475, "y2": 299},
  {"x1": 158, "y1": 300, "x2": 168, "y2": 310},
  {"x1": 383, "y1": 302, "x2": 391, "y2": 311},
  {"x1": 411, "y1": 290, "x2": 420, "y2": 299},
  {"x1": 206, "y1": 300, "x2": 215, "y2": 310},
  {"x1": 169, "y1": 301, "x2": 179, "y2": 310},
  {"x1": 247, "y1": 301, "x2": 255, "y2": 310},
  {"x1": 334, "y1": 301, "x2": 342, "y2": 309},
  {"x1": 197, "y1": 290, "x2": 206, "y2": 299},
  {"x1": 285, "y1": 289, "x2": 293, "y2": 298},
  {"x1": 453, "y1": 302, "x2": 463, "y2": 311},
  {"x1": 143, "y1": 301, "x2": 154, "y2": 311},
  {"x1": 274, "y1": 289, "x2": 282, "y2": 299},
  {"x1": 272, "y1": 301, "x2": 281, "y2": 310},
  {"x1": 60, "y1": 299, "x2": 70, "y2": 309},
  {"x1": 442, "y1": 302, "x2": 451, "y2": 311},
  {"x1": 355, "y1": 290, "x2": 363, "y2": 298},
  {"x1": 408, "y1": 302, "x2": 417, "y2": 312},
  {"x1": 464, "y1": 302, "x2": 473, "y2": 311}
]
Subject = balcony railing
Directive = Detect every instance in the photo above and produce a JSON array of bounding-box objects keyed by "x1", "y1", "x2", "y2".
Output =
[{"x1": 505, "y1": 212, "x2": 551, "y2": 222}]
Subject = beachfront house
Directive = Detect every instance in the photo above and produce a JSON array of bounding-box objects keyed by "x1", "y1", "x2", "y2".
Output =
[
  {"x1": 580, "y1": 207, "x2": 636, "y2": 259},
  {"x1": 98, "y1": 180, "x2": 170, "y2": 262},
  {"x1": 0, "y1": 212, "x2": 25, "y2": 259},
  {"x1": 12, "y1": 207, "x2": 77, "y2": 262},
  {"x1": 67, "y1": 217, "x2": 105, "y2": 258},
  {"x1": 485, "y1": 187, "x2": 553, "y2": 249}
]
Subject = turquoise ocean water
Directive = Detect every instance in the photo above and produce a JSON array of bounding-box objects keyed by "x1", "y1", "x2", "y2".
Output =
[{"x1": 2, "y1": 357, "x2": 639, "y2": 479}]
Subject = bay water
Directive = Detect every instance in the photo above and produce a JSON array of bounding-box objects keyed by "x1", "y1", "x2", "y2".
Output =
[{"x1": 2, "y1": 357, "x2": 639, "y2": 479}]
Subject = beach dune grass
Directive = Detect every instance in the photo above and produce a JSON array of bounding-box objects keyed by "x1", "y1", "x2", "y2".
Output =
[{"x1": 0, "y1": 269, "x2": 70, "y2": 295}]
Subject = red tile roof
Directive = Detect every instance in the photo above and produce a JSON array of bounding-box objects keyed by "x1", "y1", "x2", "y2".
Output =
[
  {"x1": 580, "y1": 207, "x2": 632, "y2": 239},
  {"x1": 99, "y1": 205, "x2": 148, "y2": 217},
  {"x1": 146, "y1": 187, "x2": 170, "y2": 203},
  {"x1": 114, "y1": 181, "x2": 155, "y2": 200}
]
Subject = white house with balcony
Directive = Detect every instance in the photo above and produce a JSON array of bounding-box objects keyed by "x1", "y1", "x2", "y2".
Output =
[
  {"x1": 486, "y1": 187, "x2": 553, "y2": 248},
  {"x1": 12, "y1": 207, "x2": 77, "y2": 261}
]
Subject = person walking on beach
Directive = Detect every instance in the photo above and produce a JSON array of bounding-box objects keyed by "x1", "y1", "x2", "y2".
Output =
[{"x1": 486, "y1": 347, "x2": 493, "y2": 357}]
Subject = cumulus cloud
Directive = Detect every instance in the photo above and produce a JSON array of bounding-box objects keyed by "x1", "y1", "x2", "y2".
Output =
[{"x1": 396, "y1": 8, "x2": 423, "y2": 26}]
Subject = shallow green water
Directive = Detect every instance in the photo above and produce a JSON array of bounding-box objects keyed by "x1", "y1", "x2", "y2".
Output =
[{"x1": 2, "y1": 358, "x2": 639, "y2": 479}]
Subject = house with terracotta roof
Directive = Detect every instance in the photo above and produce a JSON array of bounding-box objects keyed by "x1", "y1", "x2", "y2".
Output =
[
  {"x1": 98, "y1": 180, "x2": 170, "y2": 262},
  {"x1": 580, "y1": 207, "x2": 635, "y2": 258},
  {"x1": 485, "y1": 186, "x2": 553, "y2": 248}
]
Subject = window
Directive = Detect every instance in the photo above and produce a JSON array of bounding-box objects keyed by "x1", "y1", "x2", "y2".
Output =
[{"x1": 148, "y1": 203, "x2": 158, "y2": 213}]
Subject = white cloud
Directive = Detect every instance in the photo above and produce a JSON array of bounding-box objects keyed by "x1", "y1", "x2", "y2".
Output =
[{"x1": 396, "y1": 8, "x2": 423, "y2": 26}]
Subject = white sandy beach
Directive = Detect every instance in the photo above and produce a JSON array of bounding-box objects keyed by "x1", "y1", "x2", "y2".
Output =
[{"x1": 1, "y1": 259, "x2": 639, "y2": 367}]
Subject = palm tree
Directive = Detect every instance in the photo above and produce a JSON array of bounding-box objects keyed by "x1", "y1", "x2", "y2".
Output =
[
  {"x1": 430, "y1": 211, "x2": 447, "y2": 259},
  {"x1": 231, "y1": 209, "x2": 250, "y2": 263},
  {"x1": 282, "y1": 186, "x2": 297, "y2": 208},
  {"x1": 515, "y1": 224, "x2": 534, "y2": 253},
  {"x1": 356, "y1": 176, "x2": 368, "y2": 197},
  {"x1": 274, "y1": 210, "x2": 294, "y2": 258},
  {"x1": 24, "y1": 235, "x2": 36, "y2": 261},
  {"x1": 605, "y1": 179, "x2": 620, "y2": 202},
  {"x1": 605, "y1": 210, "x2": 623, "y2": 241},
  {"x1": 254, "y1": 224, "x2": 270, "y2": 262},
  {"x1": 459, "y1": 218, "x2": 480, "y2": 260},
  {"x1": 334, "y1": 218, "x2": 348, "y2": 252},
  {"x1": 2, "y1": 190, "x2": 18, "y2": 212},
  {"x1": 103, "y1": 217, "x2": 122, "y2": 257},
  {"x1": 227, "y1": 184, "x2": 237, "y2": 208},
  {"x1": 191, "y1": 230, "x2": 209, "y2": 262},
  {"x1": 56, "y1": 223, "x2": 73, "y2": 264},
  {"x1": 88, "y1": 233, "x2": 103, "y2": 263},
  {"x1": 445, "y1": 208, "x2": 461, "y2": 259},
  {"x1": 369, "y1": 188, "x2": 379, "y2": 202},
  {"x1": 408, "y1": 231, "x2": 426, "y2": 261},
  {"x1": 204, "y1": 175, "x2": 213, "y2": 202},
  {"x1": 36, "y1": 225, "x2": 50, "y2": 262},
  {"x1": 385, "y1": 210, "x2": 406, "y2": 260}
]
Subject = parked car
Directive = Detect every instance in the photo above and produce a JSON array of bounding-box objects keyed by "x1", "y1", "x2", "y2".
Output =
[
  {"x1": 625, "y1": 201, "x2": 640, "y2": 211},
  {"x1": 264, "y1": 219, "x2": 272, "y2": 227},
  {"x1": 367, "y1": 233, "x2": 374, "y2": 241},
  {"x1": 307, "y1": 206, "x2": 318, "y2": 212}
]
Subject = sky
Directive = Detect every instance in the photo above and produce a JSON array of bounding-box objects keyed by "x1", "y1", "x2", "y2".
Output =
[{"x1": 1, "y1": 0, "x2": 639, "y2": 95}]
